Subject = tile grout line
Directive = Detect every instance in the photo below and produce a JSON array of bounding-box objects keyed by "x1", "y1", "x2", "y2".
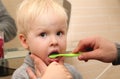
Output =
[{"x1": 95, "y1": 64, "x2": 112, "y2": 79}]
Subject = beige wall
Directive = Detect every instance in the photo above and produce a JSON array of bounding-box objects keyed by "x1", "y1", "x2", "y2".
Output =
[{"x1": 67, "y1": 0, "x2": 120, "y2": 51}]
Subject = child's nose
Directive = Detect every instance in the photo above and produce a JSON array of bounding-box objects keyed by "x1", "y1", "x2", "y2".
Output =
[{"x1": 50, "y1": 36, "x2": 58, "y2": 46}]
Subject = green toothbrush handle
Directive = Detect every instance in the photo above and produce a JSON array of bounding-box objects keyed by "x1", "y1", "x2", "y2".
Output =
[
  {"x1": 60, "y1": 53, "x2": 80, "y2": 57},
  {"x1": 49, "y1": 53, "x2": 81, "y2": 58}
]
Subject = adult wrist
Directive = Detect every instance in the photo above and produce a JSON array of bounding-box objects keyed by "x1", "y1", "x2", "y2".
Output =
[{"x1": 112, "y1": 43, "x2": 120, "y2": 65}]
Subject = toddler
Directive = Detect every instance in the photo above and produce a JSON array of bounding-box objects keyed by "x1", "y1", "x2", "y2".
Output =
[{"x1": 12, "y1": 0, "x2": 82, "y2": 79}]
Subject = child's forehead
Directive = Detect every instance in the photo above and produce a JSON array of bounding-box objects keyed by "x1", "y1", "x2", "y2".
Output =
[
  {"x1": 32, "y1": 12, "x2": 67, "y2": 26},
  {"x1": 29, "y1": 21, "x2": 67, "y2": 33}
]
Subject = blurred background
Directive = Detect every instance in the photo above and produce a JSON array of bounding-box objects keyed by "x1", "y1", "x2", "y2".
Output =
[{"x1": 1, "y1": 0, "x2": 120, "y2": 79}]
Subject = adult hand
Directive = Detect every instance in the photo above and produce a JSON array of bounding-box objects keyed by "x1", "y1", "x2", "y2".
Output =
[
  {"x1": 73, "y1": 36, "x2": 117, "y2": 63},
  {"x1": 42, "y1": 62, "x2": 73, "y2": 79},
  {"x1": 26, "y1": 54, "x2": 73, "y2": 79}
]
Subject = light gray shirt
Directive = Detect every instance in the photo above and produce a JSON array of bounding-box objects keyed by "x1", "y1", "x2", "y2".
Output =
[{"x1": 12, "y1": 55, "x2": 82, "y2": 79}]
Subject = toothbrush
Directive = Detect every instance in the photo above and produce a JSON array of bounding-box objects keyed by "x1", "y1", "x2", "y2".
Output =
[{"x1": 49, "y1": 53, "x2": 81, "y2": 58}]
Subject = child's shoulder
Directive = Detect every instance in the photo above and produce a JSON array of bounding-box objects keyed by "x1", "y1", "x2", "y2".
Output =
[{"x1": 12, "y1": 63, "x2": 29, "y2": 79}]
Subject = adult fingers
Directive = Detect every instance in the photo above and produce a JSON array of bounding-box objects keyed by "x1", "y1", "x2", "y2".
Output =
[
  {"x1": 26, "y1": 67, "x2": 37, "y2": 79},
  {"x1": 78, "y1": 49, "x2": 101, "y2": 61},
  {"x1": 30, "y1": 54, "x2": 47, "y2": 75},
  {"x1": 73, "y1": 37, "x2": 97, "y2": 53},
  {"x1": 34, "y1": 65, "x2": 41, "y2": 78}
]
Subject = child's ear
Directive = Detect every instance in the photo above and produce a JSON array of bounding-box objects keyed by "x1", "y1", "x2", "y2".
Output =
[{"x1": 19, "y1": 34, "x2": 29, "y2": 49}]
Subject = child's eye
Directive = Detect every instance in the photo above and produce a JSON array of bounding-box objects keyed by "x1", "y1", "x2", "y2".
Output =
[
  {"x1": 57, "y1": 31, "x2": 63, "y2": 36},
  {"x1": 40, "y1": 32, "x2": 47, "y2": 37}
]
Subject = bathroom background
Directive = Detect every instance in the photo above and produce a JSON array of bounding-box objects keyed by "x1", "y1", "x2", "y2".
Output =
[{"x1": 1, "y1": 0, "x2": 120, "y2": 79}]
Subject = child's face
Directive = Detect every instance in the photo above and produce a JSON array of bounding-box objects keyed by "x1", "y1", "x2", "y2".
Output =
[{"x1": 21, "y1": 13, "x2": 68, "y2": 65}]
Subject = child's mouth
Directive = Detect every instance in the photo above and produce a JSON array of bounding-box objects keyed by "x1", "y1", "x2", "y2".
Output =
[
  {"x1": 48, "y1": 51, "x2": 59, "y2": 58},
  {"x1": 47, "y1": 51, "x2": 64, "y2": 64}
]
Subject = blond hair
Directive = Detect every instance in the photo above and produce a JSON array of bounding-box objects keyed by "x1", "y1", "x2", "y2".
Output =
[{"x1": 16, "y1": 0, "x2": 68, "y2": 36}]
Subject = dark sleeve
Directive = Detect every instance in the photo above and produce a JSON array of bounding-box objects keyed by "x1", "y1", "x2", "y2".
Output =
[
  {"x1": 112, "y1": 43, "x2": 120, "y2": 65},
  {"x1": 0, "y1": 0, "x2": 17, "y2": 42}
]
